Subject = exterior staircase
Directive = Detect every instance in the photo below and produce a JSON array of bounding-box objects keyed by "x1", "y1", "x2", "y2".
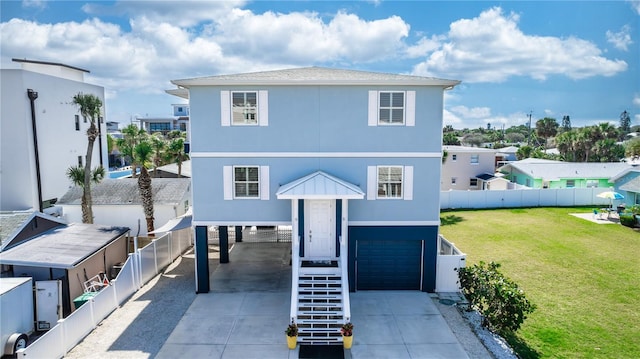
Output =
[{"x1": 295, "y1": 267, "x2": 346, "y2": 345}]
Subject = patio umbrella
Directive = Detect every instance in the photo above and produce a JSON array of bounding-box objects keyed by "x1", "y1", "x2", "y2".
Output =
[{"x1": 597, "y1": 191, "x2": 624, "y2": 209}]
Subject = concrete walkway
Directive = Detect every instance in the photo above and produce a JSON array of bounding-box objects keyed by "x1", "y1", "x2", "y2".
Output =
[{"x1": 155, "y1": 242, "x2": 469, "y2": 359}]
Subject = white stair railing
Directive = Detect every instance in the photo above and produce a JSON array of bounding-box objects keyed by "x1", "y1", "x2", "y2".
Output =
[
  {"x1": 339, "y1": 235, "x2": 351, "y2": 323},
  {"x1": 290, "y1": 235, "x2": 301, "y2": 324}
]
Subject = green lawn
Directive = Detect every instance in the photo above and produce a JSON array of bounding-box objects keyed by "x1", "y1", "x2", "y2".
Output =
[{"x1": 439, "y1": 207, "x2": 640, "y2": 359}]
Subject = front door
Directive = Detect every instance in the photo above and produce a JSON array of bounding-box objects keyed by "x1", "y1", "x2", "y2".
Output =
[{"x1": 305, "y1": 200, "x2": 335, "y2": 259}]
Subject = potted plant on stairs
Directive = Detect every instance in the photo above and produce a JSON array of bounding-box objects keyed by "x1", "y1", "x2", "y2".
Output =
[
  {"x1": 285, "y1": 321, "x2": 298, "y2": 349},
  {"x1": 341, "y1": 322, "x2": 354, "y2": 349}
]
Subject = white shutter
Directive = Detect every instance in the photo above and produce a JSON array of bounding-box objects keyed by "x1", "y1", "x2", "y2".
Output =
[
  {"x1": 405, "y1": 91, "x2": 415, "y2": 127},
  {"x1": 367, "y1": 166, "x2": 377, "y2": 200},
  {"x1": 404, "y1": 166, "x2": 413, "y2": 200},
  {"x1": 223, "y1": 166, "x2": 233, "y2": 200},
  {"x1": 368, "y1": 91, "x2": 378, "y2": 126},
  {"x1": 260, "y1": 166, "x2": 270, "y2": 200},
  {"x1": 258, "y1": 91, "x2": 269, "y2": 126},
  {"x1": 220, "y1": 91, "x2": 231, "y2": 126}
]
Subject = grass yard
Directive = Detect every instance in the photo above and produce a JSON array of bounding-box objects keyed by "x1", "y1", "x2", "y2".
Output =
[{"x1": 439, "y1": 207, "x2": 640, "y2": 359}]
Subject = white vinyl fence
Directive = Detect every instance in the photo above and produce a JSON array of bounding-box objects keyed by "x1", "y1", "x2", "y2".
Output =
[
  {"x1": 17, "y1": 230, "x2": 192, "y2": 359},
  {"x1": 441, "y1": 187, "x2": 615, "y2": 210},
  {"x1": 436, "y1": 235, "x2": 466, "y2": 293}
]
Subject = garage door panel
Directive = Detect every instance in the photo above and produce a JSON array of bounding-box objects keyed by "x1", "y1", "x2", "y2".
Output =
[{"x1": 356, "y1": 239, "x2": 421, "y2": 290}]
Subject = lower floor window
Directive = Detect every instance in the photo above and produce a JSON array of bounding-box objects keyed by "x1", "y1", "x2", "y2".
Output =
[
  {"x1": 234, "y1": 166, "x2": 259, "y2": 198},
  {"x1": 469, "y1": 178, "x2": 478, "y2": 187}
]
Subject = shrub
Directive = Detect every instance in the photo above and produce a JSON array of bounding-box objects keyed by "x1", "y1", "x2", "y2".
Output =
[
  {"x1": 457, "y1": 261, "x2": 536, "y2": 335},
  {"x1": 620, "y1": 213, "x2": 638, "y2": 227}
]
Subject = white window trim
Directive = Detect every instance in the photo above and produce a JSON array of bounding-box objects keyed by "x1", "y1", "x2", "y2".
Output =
[
  {"x1": 367, "y1": 165, "x2": 413, "y2": 200},
  {"x1": 368, "y1": 90, "x2": 415, "y2": 127},
  {"x1": 223, "y1": 165, "x2": 270, "y2": 200},
  {"x1": 221, "y1": 90, "x2": 268, "y2": 127}
]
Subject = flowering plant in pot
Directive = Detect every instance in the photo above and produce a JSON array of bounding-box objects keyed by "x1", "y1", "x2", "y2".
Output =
[
  {"x1": 341, "y1": 322, "x2": 354, "y2": 348},
  {"x1": 285, "y1": 321, "x2": 298, "y2": 349}
]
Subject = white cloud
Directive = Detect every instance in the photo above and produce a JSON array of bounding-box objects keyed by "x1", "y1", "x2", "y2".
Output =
[
  {"x1": 450, "y1": 105, "x2": 491, "y2": 119},
  {"x1": 606, "y1": 25, "x2": 633, "y2": 51},
  {"x1": 405, "y1": 35, "x2": 443, "y2": 58},
  {"x1": 629, "y1": 0, "x2": 640, "y2": 15},
  {"x1": 633, "y1": 94, "x2": 640, "y2": 107},
  {"x1": 412, "y1": 7, "x2": 627, "y2": 82},
  {"x1": 211, "y1": 10, "x2": 409, "y2": 63},
  {"x1": 22, "y1": 0, "x2": 46, "y2": 10},
  {"x1": 82, "y1": 1, "x2": 245, "y2": 28}
]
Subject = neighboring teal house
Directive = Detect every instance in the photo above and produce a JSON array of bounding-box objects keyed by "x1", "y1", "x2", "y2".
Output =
[
  {"x1": 498, "y1": 158, "x2": 633, "y2": 189},
  {"x1": 610, "y1": 168, "x2": 640, "y2": 206}
]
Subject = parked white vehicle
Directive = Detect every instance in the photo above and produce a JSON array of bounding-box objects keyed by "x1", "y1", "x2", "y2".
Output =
[{"x1": 1, "y1": 277, "x2": 34, "y2": 356}]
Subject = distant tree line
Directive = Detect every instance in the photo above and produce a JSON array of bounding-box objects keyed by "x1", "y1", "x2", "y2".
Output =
[{"x1": 443, "y1": 110, "x2": 639, "y2": 163}]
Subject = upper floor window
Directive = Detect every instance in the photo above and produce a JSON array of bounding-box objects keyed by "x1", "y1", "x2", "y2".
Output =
[
  {"x1": 368, "y1": 90, "x2": 415, "y2": 127},
  {"x1": 150, "y1": 123, "x2": 171, "y2": 133},
  {"x1": 234, "y1": 166, "x2": 259, "y2": 198},
  {"x1": 452, "y1": 154, "x2": 457, "y2": 161},
  {"x1": 470, "y1": 154, "x2": 479, "y2": 164},
  {"x1": 379, "y1": 92, "x2": 404, "y2": 125},
  {"x1": 232, "y1": 92, "x2": 258, "y2": 125},
  {"x1": 221, "y1": 90, "x2": 268, "y2": 127}
]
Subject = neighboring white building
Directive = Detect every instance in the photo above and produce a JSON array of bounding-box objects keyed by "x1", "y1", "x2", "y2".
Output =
[
  {"x1": 56, "y1": 178, "x2": 191, "y2": 236},
  {"x1": 1, "y1": 59, "x2": 108, "y2": 212},
  {"x1": 442, "y1": 146, "x2": 503, "y2": 191}
]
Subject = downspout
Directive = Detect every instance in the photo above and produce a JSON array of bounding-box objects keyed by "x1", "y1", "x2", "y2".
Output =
[{"x1": 27, "y1": 89, "x2": 43, "y2": 212}]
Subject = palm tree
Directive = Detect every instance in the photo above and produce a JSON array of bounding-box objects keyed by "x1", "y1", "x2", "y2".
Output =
[
  {"x1": 134, "y1": 139, "x2": 156, "y2": 235},
  {"x1": 66, "y1": 166, "x2": 105, "y2": 188},
  {"x1": 117, "y1": 124, "x2": 146, "y2": 177},
  {"x1": 149, "y1": 133, "x2": 166, "y2": 177},
  {"x1": 72, "y1": 93, "x2": 103, "y2": 223},
  {"x1": 165, "y1": 137, "x2": 190, "y2": 177}
]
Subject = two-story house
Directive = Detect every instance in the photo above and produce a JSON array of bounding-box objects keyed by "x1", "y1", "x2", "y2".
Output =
[
  {"x1": 170, "y1": 67, "x2": 459, "y2": 345},
  {"x1": 441, "y1": 145, "x2": 508, "y2": 190},
  {"x1": 1, "y1": 59, "x2": 108, "y2": 212}
]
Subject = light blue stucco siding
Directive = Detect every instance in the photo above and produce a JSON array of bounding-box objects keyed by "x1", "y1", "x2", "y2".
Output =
[
  {"x1": 190, "y1": 156, "x2": 442, "y2": 224},
  {"x1": 188, "y1": 85, "x2": 444, "y2": 154}
]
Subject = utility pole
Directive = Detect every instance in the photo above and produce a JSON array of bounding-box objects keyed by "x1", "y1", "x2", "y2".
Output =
[{"x1": 527, "y1": 111, "x2": 533, "y2": 146}]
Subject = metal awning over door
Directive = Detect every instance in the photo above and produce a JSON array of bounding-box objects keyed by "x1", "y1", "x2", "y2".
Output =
[{"x1": 276, "y1": 171, "x2": 364, "y2": 200}]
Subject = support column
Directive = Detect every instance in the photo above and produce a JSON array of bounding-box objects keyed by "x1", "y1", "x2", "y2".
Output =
[
  {"x1": 219, "y1": 226, "x2": 230, "y2": 263},
  {"x1": 194, "y1": 226, "x2": 210, "y2": 293},
  {"x1": 235, "y1": 226, "x2": 243, "y2": 243}
]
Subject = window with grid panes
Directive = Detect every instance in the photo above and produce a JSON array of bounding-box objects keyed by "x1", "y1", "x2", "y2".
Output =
[
  {"x1": 377, "y1": 166, "x2": 403, "y2": 198},
  {"x1": 378, "y1": 92, "x2": 405, "y2": 124},
  {"x1": 234, "y1": 166, "x2": 259, "y2": 198},
  {"x1": 232, "y1": 92, "x2": 258, "y2": 125}
]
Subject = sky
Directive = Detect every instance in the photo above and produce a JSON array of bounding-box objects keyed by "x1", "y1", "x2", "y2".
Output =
[{"x1": 1, "y1": 0, "x2": 639, "y2": 130}]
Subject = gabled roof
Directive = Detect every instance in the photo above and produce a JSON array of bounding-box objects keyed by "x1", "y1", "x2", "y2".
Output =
[
  {"x1": 499, "y1": 161, "x2": 633, "y2": 181},
  {"x1": 276, "y1": 171, "x2": 365, "y2": 199},
  {"x1": 619, "y1": 176, "x2": 640, "y2": 193},
  {"x1": 1, "y1": 211, "x2": 67, "y2": 251},
  {"x1": 57, "y1": 178, "x2": 191, "y2": 206},
  {"x1": 172, "y1": 66, "x2": 460, "y2": 88},
  {"x1": 0, "y1": 223, "x2": 129, "y2": 269},
  {"x1": 609, "y1": 168, "x2": 640, "y2": 182}
]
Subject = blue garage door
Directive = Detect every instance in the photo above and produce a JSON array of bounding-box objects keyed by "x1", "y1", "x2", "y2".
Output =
[{"x1": 356, "y1": 239, "x2": 422, "y2": 290}]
